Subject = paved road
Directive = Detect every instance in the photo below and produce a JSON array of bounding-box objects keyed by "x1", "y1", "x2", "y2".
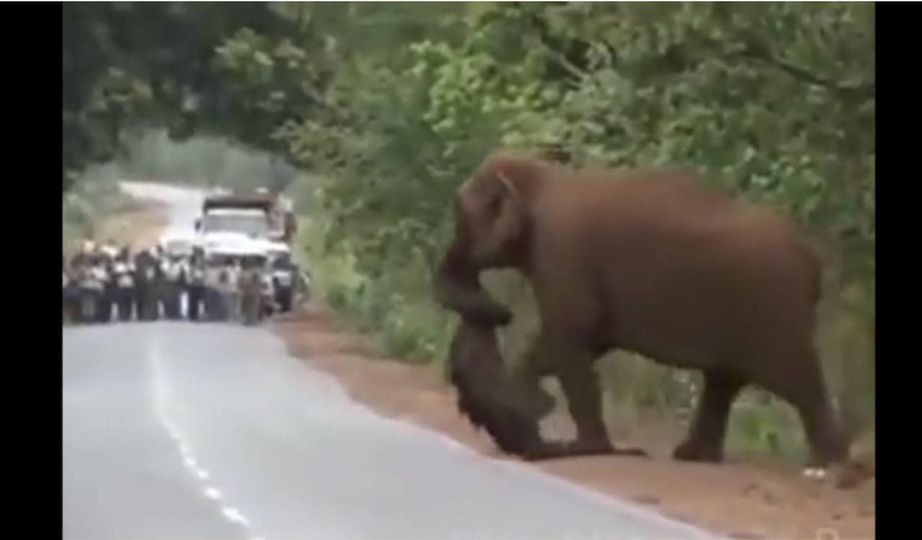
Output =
[{"x1": 63, "y1": 183, "x2": 718, "y2": 540}]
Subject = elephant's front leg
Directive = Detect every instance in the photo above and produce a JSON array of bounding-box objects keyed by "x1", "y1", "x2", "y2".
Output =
[
  {"x1": 521, "y1": 335, "x2": 647, "y2": 460},
  {"x1": 555, "y1": 362, "x2": 647, "y2": 458}
]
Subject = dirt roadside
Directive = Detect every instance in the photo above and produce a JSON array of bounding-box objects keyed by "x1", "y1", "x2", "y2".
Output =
[{"x1": 271, "y1": 304, "x2": 875, "y2": 540}]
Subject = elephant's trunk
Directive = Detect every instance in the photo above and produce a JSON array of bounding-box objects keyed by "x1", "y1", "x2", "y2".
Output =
[{"x1": 433, "y1": 238, "x2": 513, "y2": 326}]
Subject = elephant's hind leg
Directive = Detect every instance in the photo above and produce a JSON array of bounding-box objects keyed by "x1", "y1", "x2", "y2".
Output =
[
  {"x1": 750, "y1": 343, "x2": 849, "y2": 468},
  {"x1": 673, "y1": 369, "x2": 744, "y2": 463},
  {"x1": 781, "y1": 355, "x2": 848, "y2": 468}
]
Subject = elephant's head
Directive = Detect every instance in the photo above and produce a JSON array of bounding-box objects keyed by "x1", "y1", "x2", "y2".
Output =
[{"x1": 433, "y1": 152, "x2": 548, "y2": 326}]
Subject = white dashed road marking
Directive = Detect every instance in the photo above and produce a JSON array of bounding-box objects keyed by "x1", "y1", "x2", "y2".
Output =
[{"x1": 150, "y1": 342, "x2": 265, "y2": 540}]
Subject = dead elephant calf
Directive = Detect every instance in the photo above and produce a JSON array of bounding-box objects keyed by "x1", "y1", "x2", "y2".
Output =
[
  {"x1": 448, "y1": 320, "x2": 543, "y2": 456},
  {"x1": 448, "y1": 319, "x2": 640, "y2": 460}
]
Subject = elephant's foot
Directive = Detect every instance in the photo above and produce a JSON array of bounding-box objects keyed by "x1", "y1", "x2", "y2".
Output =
[
  {"x1": 672, "y1": 437, "x2": 724, "y2": 463},
  {"x1": 522, "y1": 437, "x2": 648, "y2": 461},
  {"x1": 804, "y1": 422, "x2": 849, "y2": 470},
  {"x1": 802, "y1": 448, "x2": 847, "y2": 480},
  {"x1": 800, "y1": 432, "x2": 854, "y2": 486}
]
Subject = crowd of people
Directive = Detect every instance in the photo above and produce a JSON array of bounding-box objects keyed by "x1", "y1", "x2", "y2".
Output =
[{"x1": 63, "y1": 238, "x2": 302, "y2": 326}]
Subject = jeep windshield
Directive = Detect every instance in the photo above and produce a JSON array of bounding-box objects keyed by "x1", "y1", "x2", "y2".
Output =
[{"x1": 201, "y1": 210, "x2": 271, "y2": 237}]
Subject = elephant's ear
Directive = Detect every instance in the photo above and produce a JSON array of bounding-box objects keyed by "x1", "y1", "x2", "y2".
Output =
[
  {"x1": 496, "y1": 170, "x2": 518, "y2": 200},
  {"x1": 491, "y1": 168, "x2": 530, "y2": 257},
  {"x1": 497, "y1": 167, "x2": 532, "y2": 213}
]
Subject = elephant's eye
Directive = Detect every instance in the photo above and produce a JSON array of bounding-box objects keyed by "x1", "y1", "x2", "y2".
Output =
[{"x1": 487, "y1": 192, "x2": 503, "y2": 216}]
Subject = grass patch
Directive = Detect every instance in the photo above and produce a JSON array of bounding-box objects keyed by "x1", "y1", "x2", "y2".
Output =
[
  {"x1": 296, "y1": 216, "x2": 455, "y2": 365},
  {"x1": 725, "y1": 393, "x2": 809, "y2": 464}
]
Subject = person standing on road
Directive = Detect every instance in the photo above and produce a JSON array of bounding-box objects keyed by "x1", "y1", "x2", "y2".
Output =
[
  {"x1": 224, "y1": 262, "x2": 241, "y2": 322},
  {"x1": 159, "y1": 252, "x2": 184, "y2": 320},
  {"x1": 212, "y1": 266, "x2": 232, "y2": 321},
  {"x1": 112, "y1": 247, "x2": 136, "y2": 321},
  {"x1": 78, "y1": 253, "x2": 107, "y2": 324},
  {"x1": 85, "y1": 252, "x2": 112, "y2": 324},
  {"x1": 134, "y1": 248, "x2": 160, "y2": 321},
  {"x1": 239, "y1": 265, "x2": 263, "y2": 325},
  {"x1": 203, "y1": 258, "x2": 224, "y2": 321},
  {"x1": 185, "y1": 248, "x2": 207, "y2": 321},
  {"x1": 97, "y1": 251, "x2": 116, "y2": 323},
  {"x1": 270, "y1": 253, "x2": 297, "y2": 313}
]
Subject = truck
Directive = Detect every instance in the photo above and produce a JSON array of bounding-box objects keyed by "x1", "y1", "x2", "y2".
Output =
[
  {"x1": 194, "y1": 190, "x2": 305, "y2": 314},
  {"x1": 195, "y1": 192, "x2": 296, "y2": 245}
]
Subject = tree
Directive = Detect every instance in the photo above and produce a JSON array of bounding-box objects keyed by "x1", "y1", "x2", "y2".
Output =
[{"x1": 62, "y1": 2, "x2": 304, "y2": 191}]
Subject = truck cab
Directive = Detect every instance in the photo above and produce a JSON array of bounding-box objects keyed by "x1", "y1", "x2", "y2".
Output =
[
  {"x1": 197, "y1": 208, "x2": 272, "y2": 238},
  {"x1": 195, "y1": 193, "x2": 293, "y2": 244}
]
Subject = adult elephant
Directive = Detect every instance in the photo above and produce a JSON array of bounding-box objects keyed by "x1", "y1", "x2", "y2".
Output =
[{"x1": 433, "y1": 151, "x2": 849, "y2": 469}]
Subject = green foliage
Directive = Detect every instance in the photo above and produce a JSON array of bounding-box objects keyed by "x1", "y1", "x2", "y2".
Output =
[
  {"x1": 725, "y1": 393, "x2": 809, "y2": 463},
  {"x1": 62, "y1": 164, "x2": 131, "y2": 252},
  {"x1": 62, "y1": 3, "x2": 302, "y2": 191}
]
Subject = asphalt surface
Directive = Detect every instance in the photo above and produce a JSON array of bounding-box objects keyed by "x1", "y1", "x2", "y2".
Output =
[{"x1": 62, "y1": 183, "x2": 718, "y2": 540}]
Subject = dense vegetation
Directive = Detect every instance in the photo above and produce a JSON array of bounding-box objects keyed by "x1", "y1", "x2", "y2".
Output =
[
  {"x1": 62, "y1": 164, "x2": 128, "y2": 252},
  {"x1": 63, "y1": 3, "x2": 874, "y2": 459}
]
